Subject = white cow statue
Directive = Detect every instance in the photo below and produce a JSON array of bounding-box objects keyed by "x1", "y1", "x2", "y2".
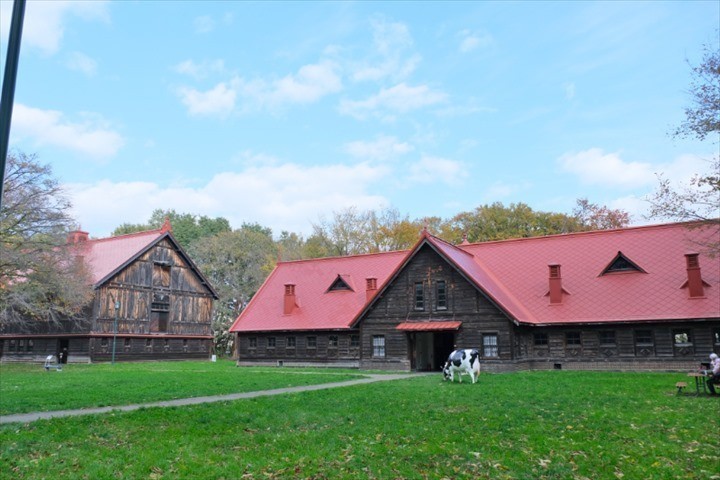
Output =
[{"x1": 442, "y1": 348, "x2": 480, "y2": 383}]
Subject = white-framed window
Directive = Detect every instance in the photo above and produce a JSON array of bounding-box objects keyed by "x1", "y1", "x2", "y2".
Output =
[{"x1": 372, "y1": 335, "x2": 385, "y2": 358}]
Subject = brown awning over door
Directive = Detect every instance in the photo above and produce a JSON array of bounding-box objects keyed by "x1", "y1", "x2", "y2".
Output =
[{"x1": 396, "y1": 321, "x2": 462, "y2": 332}]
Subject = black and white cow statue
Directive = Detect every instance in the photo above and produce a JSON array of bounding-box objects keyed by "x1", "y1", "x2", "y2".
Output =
[{"x1": 442, "y1": 349, "x2": 480, "y2": 384}]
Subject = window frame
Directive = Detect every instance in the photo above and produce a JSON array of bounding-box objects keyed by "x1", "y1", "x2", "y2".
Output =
[
  {"x1": 482, "y1": 333, "x2": 499, "y2": 358},
  {"x1": 372, "y1": 335, "x2": 386, "y2": 358},
  {"x1": 286, "y1": 336, "x2": 296, "y2": 348},
  {"x1": 435, "y1": 280, "x2": 447, "y2": 310},
  {"x1": 307, "y1": 336, "x2": 317, "y2": 349},
  {"x1": 267, "y1": 337, "x2": 276, "y2": 349},
  {"x1": 414, "y1": 282, "x2": 425, "y2": 311},
  {"x1": 533, "y1": 333, "x2": 548, "y2": 346},
  {"x1": 565, "y1": 331, "x2": 582, "y2": 347},
  {"x1": 328, "y1": 335, "x2": 339, "y2": 348},
  {"x1": 599, "y1": 330, "x2": 617, "y2": 346}
]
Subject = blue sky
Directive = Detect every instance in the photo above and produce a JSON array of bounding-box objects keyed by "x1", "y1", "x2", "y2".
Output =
[{"x1": 1, "y1": 1, "x2": 717, "y2": 238}]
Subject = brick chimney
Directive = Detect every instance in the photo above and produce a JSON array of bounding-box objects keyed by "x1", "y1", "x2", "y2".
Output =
[
  {"x1": 684, "y1": 253, "x2": 705, "y2": 298},
  {"x1": 67, "y1": 230, "x2": 89, "y2": 244},
  {"x1": 548, "y1": 263, "x2": 563, "y2": 304},
  {"x1": 283, "y1": 284, "x2": 297, "y2": 315},
  {"x1": 366, "y1": 277, "x2": 377, "y2": 302}
]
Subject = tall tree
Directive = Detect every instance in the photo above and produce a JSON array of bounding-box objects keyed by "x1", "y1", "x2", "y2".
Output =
[
  {"x1": 573, "y1": 198, "x2": 631, "y2": 230},
  {"x1": 649, "y1": 36, "x2": 719, "y2": 253},
  {"x1": 188, "y1": 224, "x2": 277, "y2": 354},
  {"x1": 112, "y1": 209, "x2": 231, "y2": 250},
  {"x1": 0, "y1": 152, "x2": 93, "y2": 331}
]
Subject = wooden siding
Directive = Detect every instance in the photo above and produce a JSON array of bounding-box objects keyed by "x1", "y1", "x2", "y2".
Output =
[
  {"x1": 237, "y1": 331, "x2": 360, "y2": 366},
  {"x1": 360, "y1": 244, "x2": 516, "y2": 370},
  {"x1": 92, "y1": 238, "x2": 214, "y2": 338}
]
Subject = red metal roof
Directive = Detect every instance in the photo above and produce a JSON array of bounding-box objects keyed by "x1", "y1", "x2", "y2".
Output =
[
  {"x1": 396, "y1": 321, "x2": 462, "y2": 331},
  {"x1": 74, "y1": 229, "x2": 165, "y2": 286},
  {"x1": 230, "y1": 222, "x2": 720, "y2": 333}
]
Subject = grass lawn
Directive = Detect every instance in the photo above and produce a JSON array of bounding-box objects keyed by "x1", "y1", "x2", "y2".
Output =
[
  {"x1": 0, "y1": 360, "x2": 363, "y2": 415},
  {"x1": 1, "y1": 369, "x2": 718, "y2": 479}
]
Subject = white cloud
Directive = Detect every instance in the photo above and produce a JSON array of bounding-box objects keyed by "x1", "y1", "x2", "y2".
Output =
[
  {"x1": 344, "y1": 135, "x2": 413, "y2": 161},
  {"x1": 194, "y1": 15, "x2": 215, "y2": 34},
  {"x1": 177, "y1": 82, "x2": 237, "y2": 117},
  {"x1": 176, "y1": 60, "x2": 342, "y2": 116},
  {"x1": 66, "y1": 162, "x2": 390, "y2": 237},
  {"x1": 339, "y1": 83, "x2": 447, "y2": 120},
  {"x1": 65, "y1": 51, "x2": 97, "y2": 76},
  {"x1": 408, "y1": 155, "x2": 467, "y2": 185},
  {"x1": 458, "y1": 29, "x2": 494, "y2": 53},
  {"x1": 0, "y1": 1, "x2": 109, "y2": 55},
  {"x1": 173, "y1": 59, "x2": 226, "y2": 80},
  {"x1": 350, "y1": 17, "x2": 421, "y2": 82},
  {"x1": 558, "y1": 148, "x2": 710, "y2": 190},
  {"x1": 12, "y1": 103, "x2": 124, "y2": 159},
  {"x1": 558, "y1": 148, "x2": 654, "y2": 188}
]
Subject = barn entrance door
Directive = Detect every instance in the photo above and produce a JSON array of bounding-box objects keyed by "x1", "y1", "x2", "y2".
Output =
[
  {"x1": 57, "y1": 338, "x2": 69, "y2": 363},
  {"x1": 413, "y1": 331, "x2": 455, "y2": 371}
]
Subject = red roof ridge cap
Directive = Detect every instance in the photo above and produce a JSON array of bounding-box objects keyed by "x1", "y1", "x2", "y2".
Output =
[
  {"x1": 277, "y1": 248, "x2": 408, "y2": 265},
  {"x1": 86, "y1": 227, "x2": 165, "y2": 244},
  {"x1": 458, "y1": 221, "x2": 709, "y2": 248}
]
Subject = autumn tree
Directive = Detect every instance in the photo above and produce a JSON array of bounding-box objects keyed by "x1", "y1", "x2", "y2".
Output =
[
  {"x1": 0, "y1": 152, "x2": 93, "y2": 332},
  {"x1": 573, "y1": 198, "x2": 630, "y2": 230},
  {"x1": 188, "y1": 223, "x2": 277, "y2": 354}
]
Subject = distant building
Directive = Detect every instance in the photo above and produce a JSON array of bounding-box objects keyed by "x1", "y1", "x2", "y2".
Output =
[
  {"x1": 231, "y1": 222, "x2": 720, "y2": 372},
  {"x1": 0, "y1": 220, "x2": 218, "y2": 362}
]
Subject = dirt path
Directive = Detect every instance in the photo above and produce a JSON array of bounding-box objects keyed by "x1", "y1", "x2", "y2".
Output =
[{"x1": 1, "y1": 373, "x2": 426, "y2": 425}]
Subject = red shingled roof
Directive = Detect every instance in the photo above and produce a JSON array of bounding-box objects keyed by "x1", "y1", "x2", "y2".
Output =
[
  {"x1": 230, "y1": 222, "x2": 720, "y2": 333},
  {"x1": 75, "y1": 229, "x2": 166, "y2": 286}
]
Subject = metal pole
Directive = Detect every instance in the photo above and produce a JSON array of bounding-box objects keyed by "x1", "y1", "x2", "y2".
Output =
[
  {"x1": 112, "y1": 301, "x2": 120, "y2": 365},
  {"x1": 0, "y1": 0, "x2": 27, "y2": 209}
]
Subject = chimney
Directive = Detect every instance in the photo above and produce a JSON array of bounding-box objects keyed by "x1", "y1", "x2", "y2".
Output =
[
  {"x1": 283, "y1": 284, "x2": 296, "y2": 314},
  {"x1": 685, "y1": 253, "x2": 705, "y2": 298},
  {"x1": 67, "y1": 230, "x2": 89, "y2": 244},
  {"x1": 548, "y1": 263, "x2": 563, "y2": 304},
  {"x1": 366, "y1": 277, "x2": 377, "y2": 302}
]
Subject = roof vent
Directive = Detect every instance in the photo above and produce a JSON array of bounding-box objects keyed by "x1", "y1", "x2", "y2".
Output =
[
  {"x1": 600, "y1": 251, "x2": 646, "y2": 275},
  {"x1": 327, "y1": 275, "x2": 353, "y2": 292}
]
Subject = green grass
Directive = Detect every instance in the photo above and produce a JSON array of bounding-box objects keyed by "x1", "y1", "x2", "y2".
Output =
[
  {"x1": 1, "y1": 370, "x2": 718, "y2": 479},
  {"x1": 0, "y1": 360, "x2": 363, "y2": 415}
]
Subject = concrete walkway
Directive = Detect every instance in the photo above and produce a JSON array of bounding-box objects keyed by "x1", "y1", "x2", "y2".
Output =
[{"x1": 0, "y1": 373, "x2": 425, "y2": 425}]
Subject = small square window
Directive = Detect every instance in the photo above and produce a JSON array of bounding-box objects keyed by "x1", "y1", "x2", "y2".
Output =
[
  {"x1": 534, "y1": 333, "x2": 548, "y2": 346},
  {"x1": 26, "y1": 339, "x2": 34, "y2": 352},
  {"x1": 599, "y1": 331, "x2": 616, "y2": 346},
  {"x1": 565, "y1": 332, "x2": 582, "y2": 347},
  {"x1": 101, "y1": 337, "x2": 109, "y2": 347},
  {"x1": 328, "y1": 335, "x2": 338, "y2": 348},
  {"x1": 18, "y1": 339, "x2": 25, "y2": 351},
  {"x1": 634, "y1": 330, "x2": 653, "y2": 346},
  {"x1": 249, "y1": 337, "x2": 257, "y2": 348},
  {"x1": 287, "y1": 336, "x2": 296, "y2": 348},
  {"x1": 372, "y1": 335, "x2": 385, "y2": 358},
  {"x1": 350, "y1": 335, "x2": 360, "y2": 348},
  {"x1": 8, "y1": 339, "x2": 16, "y2": 351},
  {"x1": 712, "y1": 329, "x2": 720, "y2": 345},
  {"x1": 673, "y1": 330, "x2": 692, "y2": 346},
  {"x1": 307, "y1": 336, "x2": 317, "y2": 348},
  {"x1": 267, "y1": 337, "x2": 276, "y2": 348}
]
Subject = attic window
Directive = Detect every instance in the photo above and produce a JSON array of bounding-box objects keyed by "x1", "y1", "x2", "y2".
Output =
[
  {"x1": 600, "y1": 251, "x2": 646, "y2": 275},
  {"x1": 327, "y1": 275, "x2": 353, "y2": 292}
]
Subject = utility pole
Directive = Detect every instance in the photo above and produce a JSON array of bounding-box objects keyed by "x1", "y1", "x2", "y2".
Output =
[{"x1": 0, "y1": 0, "x2": 27, "y2": 209}]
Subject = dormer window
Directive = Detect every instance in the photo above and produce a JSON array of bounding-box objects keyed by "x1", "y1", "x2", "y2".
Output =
[
  {"x1": 600, "y1": 251, "x2": 646, "y2": 275},
  {"x1": 327, "y1": 275, "x2": 353, "y2": 292}
]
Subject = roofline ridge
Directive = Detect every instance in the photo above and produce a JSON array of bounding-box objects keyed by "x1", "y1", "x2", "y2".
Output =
[
  {"x1": 277, "y1": 248, "x2": 408, "y2": 265},
  {"x1": 85, "y1": 227, "x2": 165, "y2": 244},
  {"x1": 459, "y1": 220, "x2": 713, "y2": 248}
]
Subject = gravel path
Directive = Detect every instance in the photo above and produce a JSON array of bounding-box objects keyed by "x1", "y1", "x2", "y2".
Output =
[{"x1": 0, "y1": 373, "x2": 425, "y2": 425}]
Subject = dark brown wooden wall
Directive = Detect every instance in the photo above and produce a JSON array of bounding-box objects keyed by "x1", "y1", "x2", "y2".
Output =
[
  {"x1": 237, "y1": 331, "x2": 360, "y2": 364},
  {"x1": 92, "y1": 238, "x2": 214, "y2": 337},
  {"x1": 359, "y1": 244, "x2": 515, "y2": 369}
]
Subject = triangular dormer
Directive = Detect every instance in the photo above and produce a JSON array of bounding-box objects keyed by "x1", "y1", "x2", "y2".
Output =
[
  {"x1": 327, "y1": 274, "x2": 354, "y2": 292},
  {"x1": 600, "y1": 251, "x2": 646, "y2": 276}
]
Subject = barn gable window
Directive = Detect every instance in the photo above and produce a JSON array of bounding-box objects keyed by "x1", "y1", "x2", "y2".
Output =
[
  {"x1": 327, "y1": 275, "x2": 353, "y2": 292},
  {"x1": 414, "y1": 282, "x2": 425, "y2": 310},
  {"x1": 153, "y1": 262, "x2": 171, "y2": 288},
  {"x1": 600, "y1": 251, "x2": 646, "y2": 275},
  {"x1": 372, "y1": 335, "x2": 386, "y2": 358},
  {"x1": 435, "y1": 281, "x2": 447, "y2": 310}
]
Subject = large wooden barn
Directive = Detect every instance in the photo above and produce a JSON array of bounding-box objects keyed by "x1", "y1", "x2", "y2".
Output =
[
  {"x1": 0, "y1": 221, "x2": 217, "y2": 363},
  {"x1": 230, "y1": 222, "x2": 720, "y2": 372}
]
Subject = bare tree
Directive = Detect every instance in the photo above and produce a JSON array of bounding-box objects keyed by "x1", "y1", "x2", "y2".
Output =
[{"x1": 0, "y1": 152, "x2": 93, "y2": 332}]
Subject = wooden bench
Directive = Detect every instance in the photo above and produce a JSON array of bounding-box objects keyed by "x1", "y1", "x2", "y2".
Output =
[{"x1": 675, "y1": 382, "x2": 687, "y2": 394}]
